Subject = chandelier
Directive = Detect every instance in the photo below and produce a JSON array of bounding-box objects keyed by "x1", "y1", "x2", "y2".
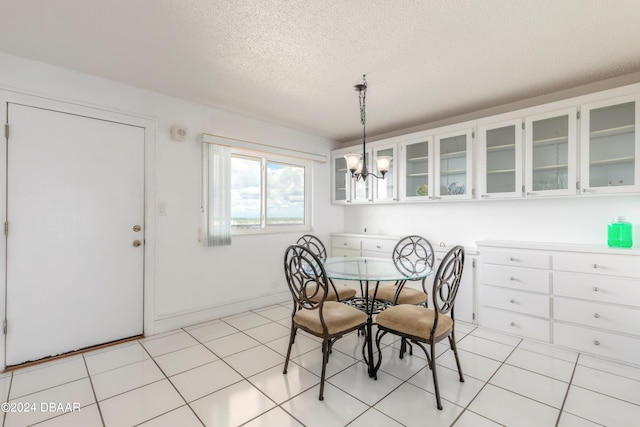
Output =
[{"x1": 344, "y1": 75, "x2": 392, "y2": 181}]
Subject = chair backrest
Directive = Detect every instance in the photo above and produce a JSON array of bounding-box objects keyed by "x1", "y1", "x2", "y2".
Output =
[
  {"x1": 392, "y1": 235, "x2": 435, "y2": 277},
  {"x1": 431, "y1": 245, "x2": 465, "y2": 317},
  {"x1": 296, "y1": 234, "x2": 328, "y2": 259},
  {"x1": 284, "y1": 244, "x2": 330, "y2": 310}
]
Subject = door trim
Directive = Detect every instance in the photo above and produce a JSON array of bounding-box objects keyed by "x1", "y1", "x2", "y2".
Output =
[{"x1": 0, "y1": 89, "x2": 157, "y2": 369}]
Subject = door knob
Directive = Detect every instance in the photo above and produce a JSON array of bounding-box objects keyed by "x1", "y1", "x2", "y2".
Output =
[
  {"x1": 133, "y1": 240, "x2": 142, "y2": 247},
  {"x1": 133, "y1": 225, "x2": 141, "y2": 232}
]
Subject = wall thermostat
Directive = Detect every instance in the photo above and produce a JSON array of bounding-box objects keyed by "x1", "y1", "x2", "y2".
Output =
[{"x1": 170, "y1": 125, "x2": 188, "y2": 141}]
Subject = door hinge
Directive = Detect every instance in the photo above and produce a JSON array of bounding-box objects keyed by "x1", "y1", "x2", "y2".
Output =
[
  {"x1": 4, "y1": 123, "x2": 8, "y2": 139},
  {"x1": 472, "y1": 313, "x2": 476, "y2": 321},
  {"x1": 4, "y1": 221, "x2": 7, "y2": 236},
  {"x1": 522, "y1": 122, "x2": 525, "y2": 130},
  {"x1": 577, "y1": 111, "x2": 581, "y2": 120},
  {"x1": 576, "y1": 181, "x2": 581, "y2": 190},
  {"x1": 3, "y1": 319, "x2": 6, "y2": 335}
]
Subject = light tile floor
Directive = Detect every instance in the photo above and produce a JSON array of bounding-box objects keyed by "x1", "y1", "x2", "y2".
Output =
[{"x1": 2, "y1": 302, "x2": 640, "y2": 426}]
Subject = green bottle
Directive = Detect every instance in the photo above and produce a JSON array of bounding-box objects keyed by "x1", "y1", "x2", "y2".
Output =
[{"x1": 607, "y1": 216, "x2": 633, "y2": 248}]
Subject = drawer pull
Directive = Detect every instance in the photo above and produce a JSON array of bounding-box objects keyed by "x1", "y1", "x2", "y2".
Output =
[
  {"x1": 593, "y1": 287, "x2": 600, "y2": 292},
  {"x1": 510, "y1": 257, "x2": 518, "y2": 262},
  {"x1": 376, "y1": 245, "x2": 381, "y2": 249},
  {"x1": 593, "y1": 313, "x2": 600, "y2": 319},
  {"x1": 509, "y1": 276, "x2": 516, "y2": 281},
  {"x1": 510, "y1": 299, "x2": 516, "y2": 304},
  {"x1": 510, "y1": 322, "x2": 516, "y2": 327},
  {"x1": 593, "y1": 340, "x2": 600, "y2": 346},
  {"x1": 343, "y1": 242, "x2": 347, "y2": 246},
  {"x1": 593, "y1": 264, "x2": 599, "y2": 269}
]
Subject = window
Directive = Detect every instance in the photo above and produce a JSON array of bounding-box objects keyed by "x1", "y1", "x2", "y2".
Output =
[
  {"x1": 230, "y1": 152, "x2": 310, "y2": 232},
  {"x1": 204, "y1": 145, "x2": 312, "y2": 240}
]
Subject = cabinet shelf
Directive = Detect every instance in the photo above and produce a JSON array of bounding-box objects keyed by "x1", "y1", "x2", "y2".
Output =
[
  {"x1": 487, "y1": 143, "x2": 516, "y2": 152},
  {"x1": 440, "y1": 169, "x2": 466, "y2": 175},
  {"x1": 532, "y1": 136, "x2": 568, "y2": 147},
  {"x1": 407, "y1": 156, "x2": 429, "y2": 162},
  {"x1": 440, "y1": 150, "x2": 466, "y2": 159},
  {"x1": 589, "y1": 156, "x2": 634, "y2": 166},
  {"x1": 590, "y1": 124, "x2": 634, "y2": 139},
  {"x1": 487, "y1": 168, "x2": 516, "y2": 175},
  {"x1": 532, "y1": 164, "x2": 568, "y2": 171}
]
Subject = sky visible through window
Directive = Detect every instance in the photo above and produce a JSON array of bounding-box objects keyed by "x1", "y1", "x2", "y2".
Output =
[{"x1": 230, "y1": 156, "x2": 304, "y2": 226}]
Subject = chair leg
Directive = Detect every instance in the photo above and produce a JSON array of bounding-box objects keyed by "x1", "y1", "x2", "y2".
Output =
[
  {"x1": 429, "y1": 341, "x2": 443, "y2": 410},
  {"x1": 283, "y1": 325, "x2": 297, "y2": 374},
  {"x1": 449, "y1": 334, "x2": 465, "y2": 383},
  {"x1": 319, "y1": 339, "x2": 330, "y2": 401}
]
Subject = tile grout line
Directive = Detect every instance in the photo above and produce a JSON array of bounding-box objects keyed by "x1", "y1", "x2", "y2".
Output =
[
  {"x1": 554, "y1": 352, "x2": 580, "y2": 427},
  {"x1": 81, "y1": 353, "x2": 106, "y2": 427}
]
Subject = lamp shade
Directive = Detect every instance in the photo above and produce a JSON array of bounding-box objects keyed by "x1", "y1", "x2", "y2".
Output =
[
  {"x1": 375, "y1": 156, "x2": 392, "y2": 174},
  {"x1": 344, "y1": 153, "x2": 362, "y2": 173}
]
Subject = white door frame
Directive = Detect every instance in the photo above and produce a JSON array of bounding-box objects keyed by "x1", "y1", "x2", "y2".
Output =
[{"x1": 0, "y1": 89, "x2": 157, "y2": 369}]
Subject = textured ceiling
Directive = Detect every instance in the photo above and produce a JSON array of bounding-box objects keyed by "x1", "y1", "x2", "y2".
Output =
[{"x1": 1, "y1": 0, "x2": 639, "y2": 142}]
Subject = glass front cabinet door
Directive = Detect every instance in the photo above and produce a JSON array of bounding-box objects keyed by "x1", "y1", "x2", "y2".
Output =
[
  {"x1": 373, "y1": 143, "x2": 397, "y2": 202},
  {"x1": 580, "y1": 95, "x2": 640, "y2": 194},
  {"x1": 524, "y1": 108, "x2": 577, "y2": 196},
  {"x1": 478, "y1": 118, "x2": 523, "y2": 198},
  {"x1": 400, "y1": 136, "x2": 432, "y2": 200},
  {"x1": 332, "y1": 154, "x2": 351, "y2": 203},
  {"x1": 435, "y1": 128, "x2": 473, "y2": 199}
]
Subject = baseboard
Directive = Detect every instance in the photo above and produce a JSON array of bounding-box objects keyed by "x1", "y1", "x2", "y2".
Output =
[{"x1": 149, "y1": 291, "x2": 290, "y2": 335}]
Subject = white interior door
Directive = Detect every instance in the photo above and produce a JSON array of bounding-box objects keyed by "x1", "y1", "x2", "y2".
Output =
[{"x1": 5, "y1": 103, "x2": 145, "y2": 366}]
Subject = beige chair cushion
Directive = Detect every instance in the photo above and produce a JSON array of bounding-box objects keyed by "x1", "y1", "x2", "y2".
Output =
[
  {"x1": 376, "y1": 305, "x2": 453, "y2": 341},
  {"x1": 308, "y1": 283, "x2": 357, "y2": 302},
  {"x1": 376, "y1": 284, "x2": 427, "y2": 305},
  {"x1": 294, "y1": 301, "x2": 367, "y2": 335}
]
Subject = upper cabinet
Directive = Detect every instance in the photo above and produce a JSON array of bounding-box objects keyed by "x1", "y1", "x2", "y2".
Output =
[
  {"x1": 435, "y1": 128, "x2": 473, "y2": 200},
  {"x1": 478, "y1": 119, "x2": 523, "y2": 198},
  {"x1": 524, "y1": 108, "x2": 578, "y2": 197},
  {"x1": 579, "y1": 95, "x2": 640, "y2": 194},
  {"x1": 400, "y1": 136, "x2": 432, "y2": 200},
  {"x1": 330, "y1": 84, "x2": 640, "y2": 205}
]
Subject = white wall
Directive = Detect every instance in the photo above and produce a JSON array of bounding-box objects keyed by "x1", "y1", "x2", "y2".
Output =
[
  {"x1": 0, "y1": 53, "x2": 344, "y2": 336},
  {"x1": 343, "y1": 195, "x2": 640, "y2": 248}
]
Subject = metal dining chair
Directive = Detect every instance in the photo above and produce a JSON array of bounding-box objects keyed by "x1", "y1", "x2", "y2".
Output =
[
  {"x1": 374, "y1": 245, "x2": 465, "y2": 410},
  {"x1": 376, "y1": 235, "x2": 434, "y2": 306},
  {"x1": 282, "y1": 244, "x2": 368, "y2": 400},
  {"x1": 296, "y1": 234, "x2": 357, "y2": 302}
]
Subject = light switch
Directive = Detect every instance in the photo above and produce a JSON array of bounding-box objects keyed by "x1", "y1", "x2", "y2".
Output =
[{"x1": 159, "y1": 201, "x2": 168, "y2": 216}]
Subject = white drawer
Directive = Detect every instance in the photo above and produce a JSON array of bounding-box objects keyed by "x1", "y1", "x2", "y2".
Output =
[
  {"x1": 480, "y1": 285, "x2": 549, "y2": 317},
  {"x1": 482, "y1": 250, "x2": 550, "y2": 269},
  {"x1": 361, "y1": 237, "x2": 397, "y2": 255},
  {"x1": 553, "y1": 323, "x2": 640, "y2": 366},
  {"x1": 332, "y1": 236, "x2": 361, "y2": 252},
  {"x1": 332, "y1": 248, "x2": 360, "y2": 258},
  {"x1": 481, "y1": 264, "x2": 550, "y2": 293},
  {"x1": 553, "y1": 297, "x2": 640, "y2": 336},
  {"x1": 553, "y1": 253, "x2": 640, "y2": 278},
  {"x1": 479, "y1": 307, "x2": 550, "y2": 341},
  {"x1": 553, "y1": 272, "x2": 639, "y2": 306}
]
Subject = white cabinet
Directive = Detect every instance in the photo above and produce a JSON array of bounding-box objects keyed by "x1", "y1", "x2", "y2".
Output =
[
  {"x1": 400, "y1": 136, "x2": 432, "y2": 201},
  {"x1": 477, "y1": 246, "x2": 551, "y2": 341},
  {"x1": 579, "y1": 95, "x2": 640, "y2": 194},
  {"x1": 331, "y1": 153, "x2": 351, "y2": 204},
  {"x1": 524, "y1": 107, "x2": 578, "y2": 196},
  {"x1": 478, "y1": 118, "x2": 523, "y2": 199},
  {"x1": 478, "y1": 240, "x2": 640, "y2": 366},
  {"x1": 373, "y1": 143, "x2": 398, "y2": 202},
  {"x1": 435, "y1": 128, "x2": 474, "y2": 200}
]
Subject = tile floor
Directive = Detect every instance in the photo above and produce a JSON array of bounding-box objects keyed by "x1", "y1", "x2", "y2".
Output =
[{"x1": 2, "y1": 302, "x2": 640, "y2": 426}]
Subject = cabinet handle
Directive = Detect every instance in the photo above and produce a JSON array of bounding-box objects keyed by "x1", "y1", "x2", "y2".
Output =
[
  {"x1": 592, "y1": 264, "x2": 599, "y2": 269},
  {"x1": 593, "y1": 340, "x2": 600, "y2": 346},
  {"x1": 343, "y1": 242, "x2": 347, "y2": 246},
  {"x1": 593, "y1": 313, "x2": 600, "y2": 319},
  {"x1": 593, "y1": 287, "x2": 600, "y2": 292},
  {"x1": 376, "y1": 245, "x2": 381, "y2": 249},
  {"x1": 509, "y1": 257, "x2": 518, "y2": 262},
  {"x1": 509, "y1": 276, "x2": 516, "y2": 281},
  {"x1": 510, "y1": 322, "x2": 516, "y2": 327},
  {"x1": 510, "y1": 299, "x2": 516, "y2": 304}
]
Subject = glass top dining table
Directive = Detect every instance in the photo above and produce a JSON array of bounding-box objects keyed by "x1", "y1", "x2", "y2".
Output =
[{"x1": 322, "y1": 256, "x2": 433, "y2": 378}]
